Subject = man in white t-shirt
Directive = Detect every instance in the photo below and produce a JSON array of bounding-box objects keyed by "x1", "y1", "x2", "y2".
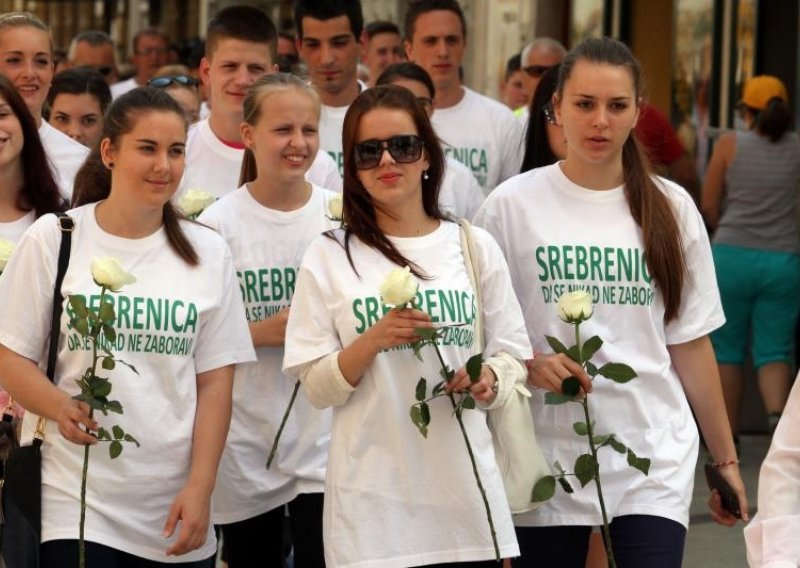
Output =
[
  {"x1": 404, "y1": 0, "x2": 524, "y2": 194},
  {"x1": 294, "y1": 0, "x2": 366, "y2": 176},
  {"x1": 110, "y1": 28, "x2": 170, "y2": 98},
  {"x1": 515, "y1": 37, "x2": 566, "y2": 124},
  {"x1": 362, "y1": 21, "x2": 405, "y2": 87},
  {"x1": 180, "y1": 5, "x2": 341, "y2": 197}
]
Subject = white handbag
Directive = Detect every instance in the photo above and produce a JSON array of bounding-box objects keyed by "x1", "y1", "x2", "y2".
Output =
[{"x1": 459, "y1": 219, "x2": 550, "y2": 514}]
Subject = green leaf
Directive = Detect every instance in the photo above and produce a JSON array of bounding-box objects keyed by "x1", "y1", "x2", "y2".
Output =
[
  {"x1": 553, "y1": 460, "x2": 565, "y2": 474},
  {"x1": 75, "y1": 393, "x2": 104, "y2": 411},
  {"x1": 432, "y1": 381, "x2": 445, "y2": 396},
  {"x1": 106, "y1": 400, "x2": 123, "y2": 414},
  {"x1": 544, "y1": 392, "x2": 573, "y2": 405},
  {"x1": 461, "y1": 396, "x2": 476, "y2": 410},
  {"x1": 466, "y1": 353, "x2": 483, "y2": 383},
  {"x1": 565, "y1": 345, "x2": 580, "y2": 364},
  {"x1": 415, "y1": 378, "x2": 427, "y2": 402},
  {"x1": 420, "y1": 402, "x2": 430, "y2": 427},
  {"x1": 412, "y1": 341, "x2": 424, "y2": 362},
  {"x1": 562, "y1": 376, "x2": 581, "y2": 397},
  {"x1": 68, "y1": 295, "x2": 88, "y2": 317},
  {"x1": 112, "y1": 425, "x2": 124, "y2": 440},
  {"x1": 415, "y1": 327, "x2": 437, "y2": 341},
  {"x1": 627, "y1": 449, "x2": 651, "y2": 475},
  {"x1": 581, "y1": 336, "x2": 603, "y2": 361},
  {"x1": 102, "y1": 357, "x2": 116, "y2": 371},
  {"x1": 593, "y1": 434, "x2": 610, "y2": 446},
  {"x1": 109, "y1": 440, "x2": 122, "y2": 459},
  {"x1": 585, "y1": 361, "x2": 598, "y2": 377},
  {"x1": 545, "y1": 335, "x2": 568, "y2": 354},
  {"x1": 440, "y1": 366, "x2": 455, "y2": 383},
  {"x1": 531, "y1": 475, "x2": 556, "y2": 502},
  {"x1": 92, "y1": 378, "x2": 111, "y2": 398},
  {"x1": 123, "y1": 433, "x2": 140, "y2": 447},
  {"x1": 99, "y1": 301, "x2": 115, "y2": 323},
  {"x1": 574, "y1": 453, "x2": 597, "y2": 487},
  {"x1": 597, "y1": 363, "x2": 637, "y2": 383},
  {"x1": 75, "y1": 318, "x2": 90, "y2": 336},
  {"x1": 573, "y1": 421, "x2": 589, "y2": 436},
  {"x1": 557, "y1": 476, "x2": 574, "y2": 494},
  {"x1": 114, "y1": 358, "x2": 138, "y2": 375},
  {"x1": 103, "y1": 324, "x2": 117, "y2": 343},
  {"x1": 409, "y1": 405, "x2": 427, "y2": 438},
  {"x1": 608, "y1": 436, "x2": 627, "y2": 454},
  {"x1": 97, "y1": 427, "x2": 110, "y2": 440}
]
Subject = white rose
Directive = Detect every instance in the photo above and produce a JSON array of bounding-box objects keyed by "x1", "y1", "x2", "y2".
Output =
[
  {"x1": 91, "y1": 257, "x2": 137, "y2": 292},
  {"x1": 179, "y1": 189, "x2": 216, "y2": 218},
  {"x1": 380, "y1": 266, "x2": 418, "y2": 307},
  {"x1": 328, "y1": 194, "x2": 343, "y2": 221},
  {"x1": 557, "y1": 290, "x2": 593, "y2": 324},
  {"x1": 0, "y1": 239, "x2": 15, "y2": 274}
]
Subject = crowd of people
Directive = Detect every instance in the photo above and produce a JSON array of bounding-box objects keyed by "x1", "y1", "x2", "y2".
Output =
[{"x1": 0, "y1": 0, "x2": 797, "y2": 567}]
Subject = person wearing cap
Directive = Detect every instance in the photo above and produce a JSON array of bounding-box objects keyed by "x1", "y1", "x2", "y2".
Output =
[{"x1": 702, "y1": 75, "x2": 800, "y2": 444}]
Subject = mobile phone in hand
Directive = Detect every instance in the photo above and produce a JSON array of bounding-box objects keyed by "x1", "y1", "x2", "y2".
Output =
[{"x1": 704, "y1": 463, "x2": 742, "y2": 519}]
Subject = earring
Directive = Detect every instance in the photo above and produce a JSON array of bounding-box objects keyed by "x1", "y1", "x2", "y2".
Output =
[
  {"x1": 106, "y1": 162, "x2": 114, "y2": 169},
  {"x1": 423, "y1": 170, "x2": 429, "y2": 180}
]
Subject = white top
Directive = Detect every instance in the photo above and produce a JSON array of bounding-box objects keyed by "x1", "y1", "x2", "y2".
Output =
[
  {"x1": 0, "y1": 210, "x2": 36, "y2": 243},
  {"x1": 745, "y1": 373, "x2": 800, "y2": 567},
  {"x1": 284, "y1": 221, "x2": 531, "y2": 567},
  {"x1": 474, "y1": 163, "x2": 724, "y2": 529},
  {"x1": 440, "y1": 157, "x2": 485, "y2": 220},
  {"x1": 110, "y1": 77, "x2": 139, "y2": 99},
  {"x1": 199, "y1": 184, "x2": 339, "y2": 524},
  {"x1": 319, "y1": 103, "x2": 348, "y2": 177},
  {"x1": 39, "y1": 120, "x2": 90, "y2": 199},
  {"x1": 432, "y1": 87, "x2": 524, "y2": 195},
  {"x1": 0, "y1": 203, "x2": 256, "y2": 562},
  {"x1": 180, "y1": 118, "x2": 342, "y2": 198}
]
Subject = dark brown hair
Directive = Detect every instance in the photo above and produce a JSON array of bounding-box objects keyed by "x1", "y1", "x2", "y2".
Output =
[
  {"x1": 557, "y1": 37, "x2": 685, "y2": 322},
  {"x1": 0, "y1": 75, "x2": 63, "y2": 217},
  {"x1": 205, "y1": 5, "x2": 278, "y2": 61},
  {"x1": 404, "y1": 0, "x2": 467, "y2": 41},
  {"x1": 337, "y1": 85, "x2": 446, "y2": 277},
  {"x1": 72, "y1": 87, "x2": 199, "y2": 265}
]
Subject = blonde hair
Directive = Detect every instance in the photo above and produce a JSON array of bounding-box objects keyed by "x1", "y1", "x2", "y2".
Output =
[
  {"x1": 239, "y1": 73, "x2": 321, "y2": 185},
  {"x1": 0, "y1": 12, "x2": 53, "y2": 54}
]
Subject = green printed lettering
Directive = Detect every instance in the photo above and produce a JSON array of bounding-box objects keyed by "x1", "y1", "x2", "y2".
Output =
[
  {"x1": 618, "y1": 248, "x2": 633, "y2": 282},
  {"x1": 563, "y1": 245, "x2": 575, "y2": 279},
  {"x1": 439, "y1": 290, "x2": 456, "y2": 322},
  {"x1": 535, "y1": 247, "x2": 549, "y2": 281},
  {"x1": 258, "y1": 268, "x2": 270, "y2": 302},
  {"x1": 285, "y1": 268, "x2": 296, "y2": 300},
  {"x1": 576, "y1": 246, "x2": 588, "y2": 279},
  {"x1": 353, "y1": 298, "x2": 367, "y2": 334},
  {"x1": 547, "y1": 246, "x2": 563, "y2": 280},
  {"x1": 424, "y1": 289, "x2": 439, "y2": 323},
  {"x1": 146, "y1": 298, "x2": 162, "y2": 331},
  {"x1": 236, "y1": 270, "x2": 245, "y2": 300},
  {"x1": 589, "y1": 247, "x2": 602, "y2": 280},
  {"x1": 184, "y1": 303, "x2": 197, "y2": 333},
  {"x1": 244, "y1": 270, "x2": 258, "y2": 303},
  {"x1": 117, "y1": 295, "x2": 131, "y2": 329},
  {"x1": 271, "y1": 268, "x2": 284, "y2": 302},
  {"x1": 170, "y1": 300, "x2": 185, "y2": 332},
  {"x1": 133, "y1": 296, "x2": 145, "y2": 330},
  {"x1": 603, "y1": 247, "x2": 616, "y2": 282},
  {"x1": 364, "y1": 297, "x2": 380, "y2": 328}
]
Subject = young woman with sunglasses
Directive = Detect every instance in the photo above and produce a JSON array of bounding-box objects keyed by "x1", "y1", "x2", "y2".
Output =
[
  {"x1": 283, "y1": 85, "x2": 531, "y2": 567},
  {"x1": 149, "y1": 65, "x2": 201, "y2": 124},
  {"x1": 46, "y1": 66, "x2": 112, "y2": 148},
  {"x1": 475, "y1": 37, "x2": 746, "y2": 567}
]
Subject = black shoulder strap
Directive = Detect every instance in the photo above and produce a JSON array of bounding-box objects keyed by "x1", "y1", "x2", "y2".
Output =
[{"x1": 45, "y1": 213, "x2": 73, "y2": 383}]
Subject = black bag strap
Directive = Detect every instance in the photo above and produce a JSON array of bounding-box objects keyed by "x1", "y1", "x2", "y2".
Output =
[{"x1": 45, "y1": 213, "x2": 73, "y2": 383}]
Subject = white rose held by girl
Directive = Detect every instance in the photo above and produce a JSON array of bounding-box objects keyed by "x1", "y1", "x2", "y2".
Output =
[
  {"x1": 557, "y1": 290, "x2": 593, "y2": 324},
  {"x1": 0, "y1": 239, "x2": 16, "y2": 274},
  {"x1": 327, "y1": 194, "x2": 343, "y2": 222},
  {"x1": 380, "y1": 266, "x2": 418, "y2": 307},
  {"x1": 91, "y1": 257, "x2": 137, "y2": 292},
  {"x1": 179, "y1": 189, "x2": 216, "y2": 219}
]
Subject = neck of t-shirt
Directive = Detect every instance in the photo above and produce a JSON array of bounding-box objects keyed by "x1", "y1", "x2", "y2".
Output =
[
  {"x1": 434, "y1": 84, "x2": 465, "y2": 110},
  {"x1": 208, "y1": 113, "x2": 245, "y2": 148},
  {"x1": 318, "y1": 78, "x2": 361, "y2": 108}
]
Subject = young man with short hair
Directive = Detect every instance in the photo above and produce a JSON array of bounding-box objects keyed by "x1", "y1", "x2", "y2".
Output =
[
  {"x1": 295, "y1": 0, "x2": 365, "y2": 174},
  {"x1": 110, "y1": 28, "x2": 170, "y2": 98},
  {"x1": 405, "y1": 0, "x2": 523, "y2": 193},
  {"x1": 181, "y1": 5, "x2": 340, "y2": 197},
  {"x1": 362, "y1": 20, "x2": 404, "y2": 87}
]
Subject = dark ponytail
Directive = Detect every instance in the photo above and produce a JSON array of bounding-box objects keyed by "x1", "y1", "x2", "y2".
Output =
[
  {"x1": 72, "y1": 87, "x2": 199, "y2": 266},
  {"x1": 558, "y1": 37, "x2": 685, "y2": 322},
  {"x1": 755, "y1": 98, "x2": 792, "y2": 142}
]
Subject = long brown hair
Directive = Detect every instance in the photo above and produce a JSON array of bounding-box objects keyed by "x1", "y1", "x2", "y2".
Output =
[
  {"x1": 557, "y1": 37, "x2": 685, "y2": 322},
  {"x1": 338, "y1": 85, "x2": 446, "y2": 277},
  {"x1": 72, "y1": 87, "x2": 199, "y2": 265}
]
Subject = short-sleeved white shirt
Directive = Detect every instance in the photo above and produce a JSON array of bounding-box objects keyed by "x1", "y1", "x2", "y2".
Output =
[
  {"x1": 440, "y1": 157, "x2": 485, "y2": 220},
  {"x1": 110, "y1": 77, "x2": 139, "y2": 99},
  {"x1": 0, "y1": 210, "x2": 35, "y2": 243},
  {"x1": 199, "y1": 184, "x2": 339, "y2": 524},
  {"x1": 0, "y1": 203, "x2": 256, "y2": 562},
  {"x1": 39, "y1": 121, "x2": 90, "y2": 199},
  {"x1": 284, "y1": 221, "x2": 531, "y2": 567},
  {"x1": 474, "y1": 163, "x2": 724, "y2": 528}
]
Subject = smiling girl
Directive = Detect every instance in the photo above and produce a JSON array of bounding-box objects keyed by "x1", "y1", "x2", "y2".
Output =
[
  {"x1": 475, "y1": 37, "x2": 746, "y2": 567},
  {"x1": 199, "y1": 72, "x2": 339, "y2": 568}
]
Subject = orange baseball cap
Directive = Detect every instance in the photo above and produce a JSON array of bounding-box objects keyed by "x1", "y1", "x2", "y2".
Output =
[{"x1": 740, "y1": 75, "x2": 788, "y2": 110}]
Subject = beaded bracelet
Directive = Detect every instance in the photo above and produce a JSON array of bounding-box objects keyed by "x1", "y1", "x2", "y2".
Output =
[{"x1": 711, "y1": 458, "x2": 739, "y2": 468}]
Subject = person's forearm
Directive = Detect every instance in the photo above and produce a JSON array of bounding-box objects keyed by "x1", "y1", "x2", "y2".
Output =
[
  {"x1": 336, "y1": 332, "x2": 381, "y2": 387},
  {"x1": 249, "y1": 308, "x2": 289, "y2": 347},
  {"x1": 0, "y1": 344, "x2": 71, "y2": 420}
]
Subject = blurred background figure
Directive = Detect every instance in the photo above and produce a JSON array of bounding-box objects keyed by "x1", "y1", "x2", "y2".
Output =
[
  {"x1": 46, "y1": 66, "x2": 111, "y2": 148},
  {"x1": 149, "y1": 64, "x2": 201, "y2": 124},
  {"x1": 362, "y1": 20, "x2": 404, "y2": 87},
  {"x1": 499, "y1": 53, "x2": 529, "y2": 113},
  {"x1": 276, "y1": 31, "x2": 299, "y2": 73},
  {"x1": 516, "y1": 37, "x2": 566, "y2": 123},
  {"x1": 67, "y1": 30, "x2": 118, "y2": 85},
  {"x1": 111, "y1": 27, "x2": 170, "y2": 98},
  {"x1": 519, "y1": 64, "x2": 565, "y2": 172}
]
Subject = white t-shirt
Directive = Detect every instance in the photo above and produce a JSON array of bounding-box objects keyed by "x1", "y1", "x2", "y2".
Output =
[
  {"x1": 39, "y1": 120, "x2": 90, "y2": 199},
  {"x1": 319, "y1": 103, "x2": 348, "y2": 177},
  {"x1": 0, "y1": 210, "x2": 35, "y2": 243},
  {"x1": 199, "y1": 184, "x2": 339, "y2": 524},
  {"x1": 0, "y1": 203, "x2": 256, "y2": 562},
  {"x1": 284, "y1": 221, "x2": 530, "y2": 568},
  {"x1": 180, "y1": 118, "x2": 342, "y2": 198},
  {"x1": 440, "y1": 157, "x2": 484, "y2": 220},
  {"x1": 432, "y1": 87, "x2": 524, "y2": 195},
  {"x1": 110, "y1": 77, "x2": 139, "y2": 99},
  {"x1": 474, "y1": 163, "x2": 724, "y2": 529}
]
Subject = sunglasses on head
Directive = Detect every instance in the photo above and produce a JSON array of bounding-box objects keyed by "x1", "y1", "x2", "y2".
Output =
[
  {"x1": 354, "y1": 135, "x2": 424, "y2": 170},
  {"x1": 147, "y1": 75, "x2": 198, "y2": 89},
  {"x1": 522, "y1": 64, "x2": 554, "y2": 78}
]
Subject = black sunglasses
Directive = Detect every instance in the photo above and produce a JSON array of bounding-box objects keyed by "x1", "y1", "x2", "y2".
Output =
[
  {"x1": 354, "y1": 135, "x2": 424, "y2": 170},
  {"x1": 147, "y1": 75, "x2": 198, "y2": 89},
  {"x1": 522, "y1": 64, "x2": 554, "y2": 78},
  {"x1": 96, "y1": 66, "x2": 113, "y2": 77}
]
